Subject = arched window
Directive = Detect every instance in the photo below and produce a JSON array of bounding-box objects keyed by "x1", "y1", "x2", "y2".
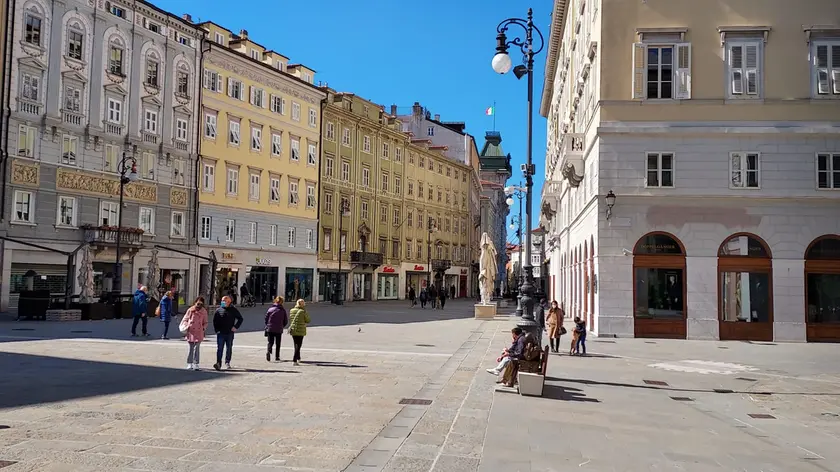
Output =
[
  {"x1": 805, "y1": 235, "x2": 840, "y2": 342},
  {"x1": 145, "y1": 50, "x2": 161, "y2": 88},
  {"x1": 633, "y1": 232, "x2": 686, "y2": 339},
  {"x1": 108, "y1": 35, "x2": 126, "y2": 76},
  {"x1": 23, "y1": 3, "x2": 45, "y2": 47},
  {"x1": 65, "y1": 19, "x2": 84, "y2": 60},
  {"x1": 718, "y1": 234, "x2": 773, "y2": 341}
]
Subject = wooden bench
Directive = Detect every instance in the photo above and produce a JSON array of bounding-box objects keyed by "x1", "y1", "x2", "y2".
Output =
[{"x1": 517, "y1": 345, "x2": 549, "y2": 396}]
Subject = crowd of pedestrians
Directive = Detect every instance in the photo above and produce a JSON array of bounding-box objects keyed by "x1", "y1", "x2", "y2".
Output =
[{"x1": 408, "y1": 283, "x2": 453, "y2": 310}]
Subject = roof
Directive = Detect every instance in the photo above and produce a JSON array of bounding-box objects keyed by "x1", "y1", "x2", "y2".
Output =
[
  {"x1": 207, "y1": 42, "x2": 325, "y2": 94},
  {"x1": 479, "y1": 131, "x2": 512, "y2": 173},
  {"x1": 539, "y1": 0, "x2": 570, "y2": 117}
]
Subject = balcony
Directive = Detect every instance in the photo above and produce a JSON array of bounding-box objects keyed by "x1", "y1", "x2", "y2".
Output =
[
  {"x1": 560, "y1": 133, "x2": 585, "y2": 187},
  {"x1": 350, "y1": 251, "x2": 383, "y2": 267},
  {"x1": 174, "y1": 140, "x2": 189, "y2": 152},
  {"x1": 431, "y1": 259, "x2": 452, "y2": 272},
  {"x1": 62, "y1": 110, "x2": 84, "y2": 127},
  {"x1": 83, "y1": 225, "x2": 145, "y2": 248},
  {"x1": 19, "y1": 101, "x2": 42, "y2": 115},
  {"x1": 142, "y1": 131, "x2": 159, "y2": 144},
  {"x1": 104, "y1": 122, "x2": 123, "y2": 135}
]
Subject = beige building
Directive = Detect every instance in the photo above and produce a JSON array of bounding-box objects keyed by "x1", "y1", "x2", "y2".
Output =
[{"x1": 540, "y1": 0, "x2": 840, "y2": 342}]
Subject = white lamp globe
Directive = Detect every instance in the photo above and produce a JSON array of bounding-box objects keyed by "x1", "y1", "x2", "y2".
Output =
[
  {"x1": 492, "y1": 53, "x2": 512, "y2": 74},
  {"x1": 506, "y1": 197, "x2": 514, "y2": 206},
  {"x1": 127, "y1": 165, "x2": 140, "y2": 182}
]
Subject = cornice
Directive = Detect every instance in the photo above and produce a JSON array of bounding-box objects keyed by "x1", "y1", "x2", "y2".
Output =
[{"x1": 206, "y1": 51, "x2": 324, "y2": 106}]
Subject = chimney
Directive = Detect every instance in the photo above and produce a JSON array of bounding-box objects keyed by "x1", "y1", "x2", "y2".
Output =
[
  {"x1": 412, "y1": 102, "x2": 422, "y2": 118},
  {"x1": 434, "y1": 114, "x2": 440, "y2": 121},
  {"x1": 390, "y1": 105, "x2": 397, "y2": 116},
  {"x1": 239, "y1": 29, "x2": 249, "y2": 39},
  {"x1": 182, "y1": 13, "x2": 192, "y2": 23}
]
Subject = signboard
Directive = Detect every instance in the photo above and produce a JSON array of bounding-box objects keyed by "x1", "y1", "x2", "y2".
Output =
[
  {"x1": 221, "y1": 252, "x2": 235, "y2": 260},
  {"x1": 255, "y1": 257, "x2": 271, "y2": 265},
  {"x1": 382, "y1": 266, "x2": 396, "y2": 273},
  {"x1": 413, "y1": 265, "x2": 425, "y2": 271}
]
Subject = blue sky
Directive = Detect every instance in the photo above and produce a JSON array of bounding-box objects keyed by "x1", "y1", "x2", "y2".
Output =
[{"x1": 155, "y1": 0, "x2": 552, "y2": 237}]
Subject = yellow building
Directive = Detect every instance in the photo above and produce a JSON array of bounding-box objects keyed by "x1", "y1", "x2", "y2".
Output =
[
  {"x1": 317, "y1": 90, "x2": 471, "y2": 301},
  {"x1": 197, "y1": 23, "x2": 325, "y2": 302}
]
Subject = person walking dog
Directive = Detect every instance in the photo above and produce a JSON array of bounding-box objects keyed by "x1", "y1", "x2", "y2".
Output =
[
  {"x1": 288, "y1": 299, "x2": 311, "y2": 366},
  {"x1": 265, "y1": 296, "x2": 288, "y2": 362}
]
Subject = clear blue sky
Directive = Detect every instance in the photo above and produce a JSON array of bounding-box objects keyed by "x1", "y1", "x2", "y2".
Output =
[{"x1": 155, "y1": 0, "x2": 552, "y2": 236}]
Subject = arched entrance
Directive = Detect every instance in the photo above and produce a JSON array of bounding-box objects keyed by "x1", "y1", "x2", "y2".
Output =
[
  {"x1": 583, "y1": 241, "x2": 589, "y2": 325},
  {"x1": 805, "y1": 235, "x2": 840, "y2": 342},
  {"x1": 633, "y1": 232, "x2": 687, "y2": 339},
  {"x1": 718, "y1": 234, "x2": 773, "y2": 341},
  {"x1": 590, "y1": 237, "x2": 595, "y2": 325}
]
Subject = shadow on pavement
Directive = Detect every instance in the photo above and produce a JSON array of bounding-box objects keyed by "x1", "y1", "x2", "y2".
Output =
[
  {"x1": 543, "y1": 383, "x2": 601, "y2": 403},
  {"x1": 298, "y1": 360, "x2": 366, "y2": 368},
  {"x1": 548, "y1": 377, "x2": 840, "y2": 397},
  {"x1": 0, "y1": 352, "x2": 223, "y2": 410}
]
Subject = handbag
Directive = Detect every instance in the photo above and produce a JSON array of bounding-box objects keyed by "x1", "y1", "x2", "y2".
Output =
[
  {"x1": 560, "y1": 326, "x2": 567, "y2": 335},
  {"x1": 178, "y1": 310, "x2": 191, "y2": 335},
  {"x1": 154, "y1": 305, "x2": 161, "y2": 317}
]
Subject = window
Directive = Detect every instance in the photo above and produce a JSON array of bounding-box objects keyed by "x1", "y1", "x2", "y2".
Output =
[
  {"x1": 214, "y1": 32, "x2": 224, "y2": 45},
  {"x1": 225, "y1": 219, "x2": 235, "y2": 242},
  {"x1": 341, "y1": 161, "x2": 350, "y2": 181},
  {"x1": 270, "y1": 95, "x2": 283, "y2": 113},
  {"x1": 382, "y1": 142, "x2": 390, "y2": 159},
  {"x1": 204, "y1": 113, "x2": 216, "y2": 138},
  {"x1": 62, "y1": 135, "x2": 77, "y2": 165},
  {"x1": 395, "y1": 176, "x2": 402, "y2": 195},
  {"x1": 291, "y1": 138, "x2": 300, "y2": 161},
  {"x1": 21, "y1": 73, "x2": 39, "y2": 101},
  {"x1": 203, "y1": 163, "x2": 215, "y2": 191},
  {"x1": 24, "y1": 12, "x2": 42, "y2": 46},
  {"x1": 427, "y1": 126, "x2": 435, "y2": 136},
  {"x1": 363, "y1": 135, "x2": 371, "y2": 153},
  {"x1": 288, "y1": 227, "x2": 296, "y2": 247},
  {"x1": 408, "y1": 211, "x2": 414, "y2": 227},
  {"x1": 270, "y1": 225, "x2": 277, "y2": 246},
  {"x1": 342, "y1": 127, "x2": 351, "y2": 146},
  {"x1": 249, "y1": 222, "x2": 257, "y2": 244},
  {"x1": 144, "y1": 109, "x2": 158, "y2": 134},
  {"x1": 324, "y1": 192, "x2": 333, "y2": 213},
  {"x1": 813, "y1": 42, "x2": 840, "y2": 97},
  {"x1": 203, "y1": 70, "x2": 222, "y2": 92},
  {"x1": 360, "y1": 200, "x2": 368, "y2": 219},
  {"x1": 408, "y1": 182, "x2": 414, "y2": 196},
  {"x1": 408, "y1": 153, "x2": 415, "y2": 165},
  {"x1": 270, "y1": 177, "x2": 280, "y2": 202},
  {"x1": 325, "y1": 156, "x2": 334, "y2": 177},
  {"x1": 17, "y1": 125, "x2": 35, "y2": 157},
  {"x1": 291, "y1": 102, "x2": 301, "y2": 121},
  {"x1": 141, "y1": 152, "x2": 155, "y2": 180},
  {"x1": 145, "y1": 59, "x2": 160, "y2": 87},
  {"x1": 109, "y1": 46, "x2": 124, "y2": 75},
  {"x1": 419, "y1": 157, "x2": 425, "y2": 169},
  {"x1": 428, "y1": 187, "x2": 433, "y2": 200},
  {"x1": 362, "y1": 167, "x2": 370, "y2": 187},
  {"x1": 271, "y1": 133, "x2": 282, "y2": 156},
  {"x1": 730, "y1": 152, "x2": 760, "y2": 189},
  {"x1": 67, "y1": 28, "x2": 83, "y2": 60},
  {"x1": 418, "y1": 212, "x2": 423, "y2": 229},
  {"x1": 100, "y1": 201, "x2": 118, "y2": 226},
  {"x1": 392, "y1": 240, "x2": 399, "y2": 258},
  {"x1": 176, "y1": 72, "x2": 190, "y2": 96},
  {"x1": 726, "y1": 42, "x2": 761, "y2": 98},
  {"x1": 146, "y1": 22, "x2": 161, "y2": 34},
  {"x1": 201, "y1": 216, "x2": 211, "y2": 240},
  {"x1": 380, "y1": 238, "x2": 387, "y2": 255},
  {"x1": 306, "y1": 229, "x2": 314, "y2": 249},
  {"x1": 418, "y1": 182, "x2": 424, "y2": 196},
  {"x1": 632, "y1": 42, "x2": 691, "y2": 100},
  {"x1": 381, "y1": 173, "x2": 389, "y2": 192},
  {"x1": 646, "y1": 152, "x2": 674, "y2": 187},
  {"x1": 250, "y1": 87, "x2": 265, "y2": 107},
  {"x1": 109, "y1": 5, "x2": 125, "y2": 18},
  {"x1": 437, "y1": 190, "x2": 442, "y2": 202},
  {"x1": 280, "y1": 98, "x2": 287, "y2": 115},
  {"x1": 380, "y1": 204, "x2": 388, "y2": 223},
  {"x1": 393, "y1": 208, "x2": 401, "y2": 226},
  {"x1": 227, "y1": 78, "x2": 243, "y2": 100},
  {"x1": 227, "y1": 120, "x2": 241, "y2": 145},
  {"x1": 324, "y1": 230, "x2": 332, "y2": 251},
  {"x1": 308, "y1": 143, "x2": 317, "y2": 165},
  {"x1": 395, "y1": 147, "x2": 402, "y2": 162},
  {"x1": 176, "y1": 119, "x2": 188, "y2": 142},
  {"x1": 57, "y1": 196, "x2": 76, "y2": 226},
  {"x1": 250, "y1": 49, "x2": 259, "y2": 60},
  {"x1": 417, "y1": 241, "x2": 422, "y2": 259},
  {"x1": 227, "y1": 167, "x2": 239, "y2": 195},
  {"x1": 289, "y1": 180, "x2": 299, "y2": 205},
  {"x1": 139, "y1": 207, "x2": 154, "y2": 234},
  {"x1": 817, "y1": 153, "x2": 840, "y2": 189},
  {"x1": 251, "y1": 127, "x2": 262, "y2": 151},
  {"x1": 306, "y1": 184, "x2": 316, "y2": 208},
  {"x1": 13, "y1": 191, "x2": 33, "y2": 223},
  {"x1": 326, "y1": 122, "x2": 335, "y2": 140},
  {"x1": 308, "y1": 108, "x2": 317, "y2": 127},
  {"x1": 446, "y1": 166, "x2": 451, "y2": 177},
  {"x1": 249, "y1": 172, "x2": 260, "y2": 200}
]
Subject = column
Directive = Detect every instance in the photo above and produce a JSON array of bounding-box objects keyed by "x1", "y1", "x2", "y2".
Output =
[
  {"x1": 88, "y1": 9, "x2": 107, "y2": 131},
  {"x1": 45, "y1": 0, "x2": 68, "y2": 118}
]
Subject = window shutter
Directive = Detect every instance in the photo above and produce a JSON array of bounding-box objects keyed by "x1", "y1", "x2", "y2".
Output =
[
  {"x1": 203, "y1": 70, "x2": 210, "y2": 89},
  {"x1": 831, "y1": 45, "x2": 840, "y2": 94},
  {"x1": 216, "y1": 74, "x2": 223, "y2": 93},
  {"x1": 261, "y1": 90, "x2": 267, "y2": 108},
  {"x1": 730, "y1": 152, "x2": 744, "y2": 187},
  {"x1": 674, "y1": 43, "x2": 691, "y2": 99},
  {"x1": 249, "y1": 86, "x2": 255, "y2": 105},
  {"x1": 745, "y1": 44, "x2": 759, "y2": 95},
  {"x1": 815, "y1": 45, "x2": 830, "y2": 94},
  {"x1": 227, "y1": 77, "x2": 234, "y2": 97},
  {"x1": 729, "y1": 44, "x2": 744, "y2": 95},
  {"x1": 631, "y1": 43, "x2": 646, "y2": 99}
]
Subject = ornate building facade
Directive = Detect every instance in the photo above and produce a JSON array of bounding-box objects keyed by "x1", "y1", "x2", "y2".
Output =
[
  {"x1": 1, "y1": 0, "x2": 203, "y2": 311},
  {"x1": 479, "y1": 131, "x2": 512, "y2": 295}
]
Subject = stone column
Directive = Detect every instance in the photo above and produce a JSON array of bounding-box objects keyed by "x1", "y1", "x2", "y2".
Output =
[
  {"x1": 45, "y1": 0, "x2": 67, "y2": 119},
  {"x1": 162, "y1": 42, "x2": 175, "y2": 141},
  {"x1": 88, "y1": 9, "x2": 107, "y2": 133}
]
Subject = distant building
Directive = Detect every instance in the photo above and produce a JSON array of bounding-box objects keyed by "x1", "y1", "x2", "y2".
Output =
[{"x1": 479, "y1": 131, "x2": 512, "y2": 295}]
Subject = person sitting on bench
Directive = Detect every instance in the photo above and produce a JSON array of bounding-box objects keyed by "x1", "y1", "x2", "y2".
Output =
[{"x1": 497, "y1": 327, "x2": 526, "y2": 385}]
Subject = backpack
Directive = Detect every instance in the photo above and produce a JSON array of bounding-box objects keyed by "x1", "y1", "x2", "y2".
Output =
[{"x1": 522, "y1": 333, "x2": 541, "y2": 361}]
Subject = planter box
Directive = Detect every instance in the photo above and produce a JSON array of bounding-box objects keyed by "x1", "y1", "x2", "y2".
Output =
[
  {"x1": 45, "y1": 309, "x2": 82, "y2": 322},
  {"x1": 517, "y1": 372, "x2": 545, "y2": 397},
  {"x1": 474, "y1": 303, "x2": 497, "y2": 319}
]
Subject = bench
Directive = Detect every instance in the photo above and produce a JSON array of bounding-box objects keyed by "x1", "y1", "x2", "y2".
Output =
[{"x1": 517, "y1": 345, "x2": 549, "y2": 396}]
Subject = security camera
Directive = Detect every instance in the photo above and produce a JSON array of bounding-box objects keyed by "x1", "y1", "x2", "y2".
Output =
[{"x1": 622, "y1": 248, "x2": 631, "y2": 256}]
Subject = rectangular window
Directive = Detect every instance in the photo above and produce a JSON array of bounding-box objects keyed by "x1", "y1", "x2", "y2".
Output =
[
  {"x1": 381, "y1": 173, "x2": 389, "y2": 192},
  {"x1": 141, "y1": 151, "x2": 155, "y2": 180},
  {"x1": 61, "y1": 135, "x2": 77, "y2": 165},
  {"x1": 109, "y1": 46, "x2": 124, "y2": 75},
  {"x1": 138, "y1": 207, "x2": 154, "y2": 234},
  {"x1": 340, "y1": 232, "x2": 347, "y2": 252},
  {"x1": 308, "y1": 108, "x2": 317, "y2": 127},
  {"x1": 64, "y1": 85, "x2": 81, "y2": 112},
  {"x1": 817, "y1": 153, "x2": 840, "y2": 189},
  {"x1": 342, "y1": 127, "x2": 351, "y2": 146},
  {"x1": 270, "y1": 225, "x2": 277, "y2": 246},
  {"x1": 326, "y1": 122, "x2": 335, "y2": 140},
  {"x1": 249, "y1": 222, "x2": 257, "y2": 244},
  {"x1": 225, "y1": 219, "x2": 235, "y2": 242},
  {"x1": 67, "y1": 29, "x2": 83, "y2": 59},
  {"x1": 446, "y1": 166, "x2": 451, "y2": 177},
  {"x1": 727, "y1": 42, "x2": 761, "y2": 98},
  {"x1": 407, "y1": 210, "x2": 414, "y2": 227},
  {"x1": 144, "y1": 109, "x2": 158, "y2": 133},
  {"x1": 306, "y1": 184, "x2": 316, "y2": 208},
  {"x1": 291, "y1": 102, "x2": 301, "y2": 121},
  {"x1": 360, "y1": 200, "x2": 368, "y2": 220},
  {"x1": 270, "y1": 177, "x2": 280, "y2": 202},
  {"x1": 57, "y1": 196, "x2": 76, "y2": 226},
  {"x1": 280, "y1": 98, "x2": 287, "y2": 115},
  {"x1": 382, "y1": 142, "x2": 390, "y2": 159},
  {"x1": 392, "y1": 240, "x2": 399, "y2": 258},
  {"x1": 271, "y1": 133, "x2": 282, "y2": 156},
  {"x1": 201, "y1": 216, "x2": 211, "y2": 240},
  {"x1": 813, "y1": 42, "x2": 840, "y2": 97},
  {"x1": 176, "y1": 119, "x2": 188, "y2": 141},
  {"x1": 110, "y1": 5, "x2": 125, "y2": 18},
  {"x1": 203, "y1": 163, "x2": 215, "y2": 191},
  {"x1": 203, "y1": 70, "x2": 222, "y2": 92},
  {"x1": 227, "y1": 78, "x2": 243, "y2": 100},
  {"x1": 13, "y1": 191, "x2": 33, "y2": 223},
  {"x1": 21, "y1": 73, "x2": 40, "y2": 101},
  {"x1": 147, "y1": 22, "x2": 161, "y2": 34},
  {"x1": 632, "y1": 42, "x2": 691, "y2": 100},
  {"x1": 250, "y1": 49, "x2": 259, "y2": 60},
  {"x1": 228, "y1": 120, "x2": 240, "y2": 145},
  {"x1": 288, "y1": 227, "x2": 296, "y2": 247},
  {"x1": 291, "y1": 138, "x2": 300, "y2": 161},
  {"x1": 363, "y1": 135, "x2": 371, "y2": 153},
  {"x1": 289, "y1": 180, "x2": 299, "y2": 205},
  {"x1": 204, "y1": 113, "x2": 217, "y2": 139},
  {"x1": 324, "y1": 192, "x2": 333, "y2": 213},
  {"x1": 145, "y1": 60, "x2": 159, "y2": 87},
  {"x1": 270, "y1": 95, "x2": 282, "y2": 113},
  {"x1": 249, "y1": 87, "x2": 265, "y2": 107},
  {"x1": 393, "y1": 208, "x2": 400, "y2": 226},
  {"x1": 419, "y1": 157, "x2": 425, "y2": 169},
  {"x1": 215, "y1": 32, "x2": 224, "y2": 45},
  {"x1": 428, "y1": 126, "x2": 434, "y2": 136},
  {"x1": 251, "y1": 127, "x2": 262, "y2": 151},
  {"x1": 306, "y1": 229, "x2": 314, "y2": 249},
  {"x1": 227, "y1": 167, "x2": 239, "y2": 195},
  {"x1": 341, "y1": 161, "x2": 350, "y2": 181},
  {"x1": 395, "y1": 148, "x2": 402, "y2": 162},
  {"x1": 408, "y1": 182, "x2": 414, "y2": 196},
  {"x1": 380, "y1": 204, "x2": 388, "y2": 223},
  {"x1": 395, "y1": 176, "x2": 402, "y2": 195},
  {"x1": 646, "y1": 152, "x2": 675, "y2": 188},
  {"x1": 324, "y1": 229, "x2": 332, "y2": 251},
  {"x1": 17, "y1": 125, "x2": 36, "y2": 158},
  {"x1": 24, "y1": 13, "x2": 42, "y2": 46},
  {"x1": 325, "y1": 156, "x2": 334, "y2": 177},
  {"x1": 362, "y1": 167, "x2": 370, "y2": 187},
  {"x1": 103, "y1": 144, "x2": 118, "y2": 172},
  {"x1": 249, "y1": 173, "x2": 260, "y2": 200},
  {"x1": 100, "y1": 201, "x2": 118, "y2": 226},
  {"x1": 417, "y1": 241, "x2": 422, "y2": 259},
  {"x1": 308, "y1": 143, "x2": 317, "y2": 166},
  {"x1": 730, "y1": 152, "x2": 760, "y2": 189},
  {"x1": 177, "y1": 72, "x2": 190, "y2": 96}
]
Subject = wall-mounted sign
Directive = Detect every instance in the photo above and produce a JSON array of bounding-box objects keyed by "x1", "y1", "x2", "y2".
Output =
[
  {"x1": 382, "y1": 266, "x2": 396, "y2": 273},
  {"x1": 413, "y1": 265, "x2": 425, "y2": 271},
  {"x1": 221, "y1": 252, "x2": 235, "y2": 260},
  {"x1": 255, "y1": 257, "x2": 271, "y2": 265}
]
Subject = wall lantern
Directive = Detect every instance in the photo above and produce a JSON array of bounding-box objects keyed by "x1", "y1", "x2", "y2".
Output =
[{"x1": 605, "y1": 190, "x2": 617, "y2": 220}]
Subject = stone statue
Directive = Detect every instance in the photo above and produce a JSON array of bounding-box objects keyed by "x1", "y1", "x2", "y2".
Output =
[{"x1": 478, "y1": 232, "x2": 498, "y2": 305}]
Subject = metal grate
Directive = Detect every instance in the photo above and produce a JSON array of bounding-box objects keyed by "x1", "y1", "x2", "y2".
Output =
[
  {"x1": 748, "y1": 413, "x2": 776, "y2": 419},
  {"x1": 713, "y1": 389, "x2": 734, "y2": 394},
  {"x1": 643, "y1": 380, "x2": 669, "y2": 386},
  {"x1": 399, "y1": 398, "x2": 432, "y2": 406},
  {"x1": 415, "y1": 344, "x2": 435, "y2": 347},
  {"x1": 71, "y1": 330, "x2": 93, "y2": 334},
  {"x1": 670, "y1": 396, "x2": 694, "y2": 402},
  {"x1": 0, "y1": 461, "x2": 17, "y2": 469}
]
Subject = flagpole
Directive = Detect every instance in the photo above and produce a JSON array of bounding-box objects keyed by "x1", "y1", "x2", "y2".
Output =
[{"x1": 493, "y1": 101, "x2": 496, "y2": 131}]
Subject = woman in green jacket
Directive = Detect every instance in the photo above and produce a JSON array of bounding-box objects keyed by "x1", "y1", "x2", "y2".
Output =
[{"x1": 288, "y1": 299, "x2": 311, "y2": 366}]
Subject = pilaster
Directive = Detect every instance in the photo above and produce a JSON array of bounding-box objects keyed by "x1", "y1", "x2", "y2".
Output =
[{"x1": 45, "y1": 0, "x2": 68, "y2": 121}]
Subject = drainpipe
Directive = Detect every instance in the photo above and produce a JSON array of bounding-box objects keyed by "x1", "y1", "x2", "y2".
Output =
[
  {"x1": 192, "y1": 40, "x2": 209, "y2": 242},
  {"x1": 1, "y1": 0, "x2": 19, "y2": 222}
]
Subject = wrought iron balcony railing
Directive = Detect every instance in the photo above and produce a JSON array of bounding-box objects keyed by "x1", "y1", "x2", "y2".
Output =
[
  {"x1": 83, "y1": 225, "x2": 144, "y2": 246},
  {"x1": 431, "y1": 259, "x2": 452, "y2": 272},
  {"x1": 350, "y1": 251, "x2": 384, "y2": 266}
]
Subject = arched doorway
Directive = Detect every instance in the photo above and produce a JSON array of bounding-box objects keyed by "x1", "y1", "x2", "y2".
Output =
[
  {"x1": 583, "y1": 241, "x2": 589, "y2": 325},
  {"x1": 805, "y1": 235, "x2": 840, "y2": 342},
  {"x1": 633, "y1": 232, "x2": 687, "y2": 339},
  {"x1": 718, "y1": 234, "x2": 773, "y2": 341},
  {"x1": 590, "y1": 237, "x2": 595, "y2": 325}
]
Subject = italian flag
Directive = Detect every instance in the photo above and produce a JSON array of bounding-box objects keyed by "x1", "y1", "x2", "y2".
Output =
[{"x1": 485, "y1": 106, "x2": 494, "y2": 116}]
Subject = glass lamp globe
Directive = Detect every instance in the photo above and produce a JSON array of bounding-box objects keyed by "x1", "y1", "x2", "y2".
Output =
[
  {"x1": 127, "y1": 164, "x2": 140, "y2": 182},
  {"x1": 506, "y1": 197, "x2": 514, "y2": 206},
  {"x1": 491, "y1": 53, "x2": 512, "y2": 74}
]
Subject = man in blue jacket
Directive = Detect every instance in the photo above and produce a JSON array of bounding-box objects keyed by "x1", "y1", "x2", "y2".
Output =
[{"x1": 131, "y1": 286, "x2": 150, "y2": 337}]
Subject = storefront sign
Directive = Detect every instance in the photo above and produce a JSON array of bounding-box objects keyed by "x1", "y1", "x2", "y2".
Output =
[
  {"x1": 255, "y1": 257, "x2": 271, "y2": 265},
  {"x1": 221, "y1": 252, "x2": 235, "y2": 260},
  {"x1": 382, "y1": 266, "x2": 396, "y2": 273},
  {"x1": 413, "y1": 265, "x2": 425, "y2": 271}
]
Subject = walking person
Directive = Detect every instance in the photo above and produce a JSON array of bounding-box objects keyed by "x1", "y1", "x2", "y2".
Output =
[
  {"x1": 131, "y1": 286, "x2": 150, "y2": 337},
  {"x1": 546, "y1": 300, "x2": 565, "y2": 353},
  {"x1": 265, "y1": 296, "x2": 288, "y2": 362},
  {"x1": 450, "y1": 284, "x2": 456, "y2": 300},
  {"x1": 213, "y1": 295, "x2": 243, "y2": 370},
  {"x1": 535, "y1": 298, "x2": 548, "y2": 335},
  {"x1": 408, "y1": 285, "x2": 416, "y2": 308},
  {"x1": 429, "y1": 285, "x2": 438, "y2": 309},
  {"x1": 184, "y1": 297, "x2": 208, "y2": 370},
  {"x1": 261, "y1": 283, "x2": 269, "y2": 305},
  {"x1": 288, "y1": 299, "x2": 311, "y2": 366},
  {"x1": 158, "y1": 290, "x2": 174, "y2": 339},
  {"x1": 573, "y1": 316, "x2": 587, "y2": 356},
  {"x1": 419, "y1": 287, "x2": 428, "y2": 309},
  {"x1": 240, "y1": 283, "x2": 249, "y2": 306},
  {"x1": 439, "y1": 286, "x2": 447, "y2": 310}
]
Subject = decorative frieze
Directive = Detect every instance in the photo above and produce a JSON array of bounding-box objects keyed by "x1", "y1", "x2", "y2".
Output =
[
  {"x1": 206, "y1": 54, "x2": 320, "y2": 105},
  {"x1": 170, "y1": 188, "x2": 188, "y2": 207},
  {"x1": 56, "y1": 169, "x2": 158, "y2": 203},
  {"x1": 11, "y1": 160, "x2": 40, "y2": 187}
]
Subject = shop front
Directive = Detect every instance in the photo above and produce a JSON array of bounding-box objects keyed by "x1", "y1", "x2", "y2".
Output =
[
  {"x1": 245, "y1": 262, "x2": 279, "y2": 304},
  {"x1": 285, "y1": 268, "x2": 314, "y2": 302},
  {"x1": 134, "y1": 248, "x2": 193, "y2": 313},
  {"x1": 318, "y1": 270, "x2": 348, "y2": 303},
  {"x1": 403, "y1": 263, "x2": 429, "y2": 293},
  {"x1": 352, "y1": 271, "x2": 374, "y2": 301},
  {"x1": 376, "y1": 265, "x2": 401, "y2": 300},
  {"x1": 444, "y1": 266, "x2": 468, "y2": 299}
]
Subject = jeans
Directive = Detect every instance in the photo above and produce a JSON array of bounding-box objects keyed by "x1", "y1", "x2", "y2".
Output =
[
  {"x1": 267, "y1": 332, "x2": 282, "y2": 359},
  {"x1": 216, "y1": 332, "x2": 235, "y2": 365},
  {"x1": 292, "y1": 335, "x2": 304, "y2": 362},
  {"x1": 440, "y1": 298, "x2": 446, "y2": 309},
  {"x1": 494, "y1": 356, "x2": 510, "y2": 372},
  {"x1": 576, "y1": 336, "x2": 587, "y2": 354},
  {"x1": 131, "y1": 315, "x2": 148, "y2": 335},
  {"x1": 187, "y1": 342, "x2": 201, "y2": 364},
  {"x1": 162, "y1": 320, "x2": 170, "y2": 338}
]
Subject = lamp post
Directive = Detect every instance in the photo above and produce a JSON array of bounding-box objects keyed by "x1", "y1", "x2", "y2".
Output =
[
  {"x1": 334, "y1": 198, "x2": 351, "y2": 305},
  {"x1": 113, "y1": 152, "x2": 139, "y2": 298},
  {"x1": 492, "y1": 8, "x2": 544, "y2": 341},
  {"x1": 506, "y1": 185, "x2": 525, "y2": 317},
  {"x1": 426, "y1": 217, "x2": 436, "y2": 289}
]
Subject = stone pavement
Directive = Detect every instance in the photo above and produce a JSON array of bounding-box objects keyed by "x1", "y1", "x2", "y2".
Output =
[{"x1": 1, "y1": 302, "x2": 839, "y2": 471}]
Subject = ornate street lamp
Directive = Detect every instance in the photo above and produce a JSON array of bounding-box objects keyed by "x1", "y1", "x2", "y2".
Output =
[
  {"x1": 492, "y1": 8, "x2": 545, "y2": 341},
  {"x1": 334, "y1": 198, "x2": 351, "y2": 305},
  {"x1": 113, "y1": 152, "x2": 139, "y2": 298},
  {"x1": 506, "y1": 185, "x2": 526, "y2": 317},
  {"x1": 426, "y1": 217, "x2": 437, "y2": 289}
]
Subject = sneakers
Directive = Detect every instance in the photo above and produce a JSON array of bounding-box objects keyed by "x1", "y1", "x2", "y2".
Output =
[
  {"x1": 193, "y1": 364, "x2": 201, "y2": 371},
  {"x1": 225, "y1": 363, "x2": 231, "y2": 370},
  {"x1": 266, "y1": 352, "x2": 271, "y2": 362},
  {"x1": 161, "y1": 335, "x2": 170, "y2": 340},
  {"x1": 187, "y1": 363, "x2": 194, "y2": 370},
  {"x1": 486, "y1": 368, "x2": 500, "y2": 376},
  {"x1": 213, "y1": 363, "x2": 221, "y2": 371},
  {"x1": 293, "y1": 360, "x2": 300, "y2": 366},
  {"x1": 130, "y1": 334, "x2": 138, "y2": 337}
]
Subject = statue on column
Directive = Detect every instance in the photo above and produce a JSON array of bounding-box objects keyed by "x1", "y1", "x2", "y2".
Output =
[{"x1": 478, "y1": 232, "x2": 498, "y2": 305}]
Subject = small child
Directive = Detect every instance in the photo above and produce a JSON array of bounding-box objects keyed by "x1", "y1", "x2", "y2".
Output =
[{"x1": 573, "y1": 316, "x2": 587, "y2": 356}]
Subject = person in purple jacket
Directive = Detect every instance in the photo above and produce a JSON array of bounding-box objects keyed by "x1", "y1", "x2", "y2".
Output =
[{"x1": 265, "y1": 296, "x2": 288, "y2": 362}]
